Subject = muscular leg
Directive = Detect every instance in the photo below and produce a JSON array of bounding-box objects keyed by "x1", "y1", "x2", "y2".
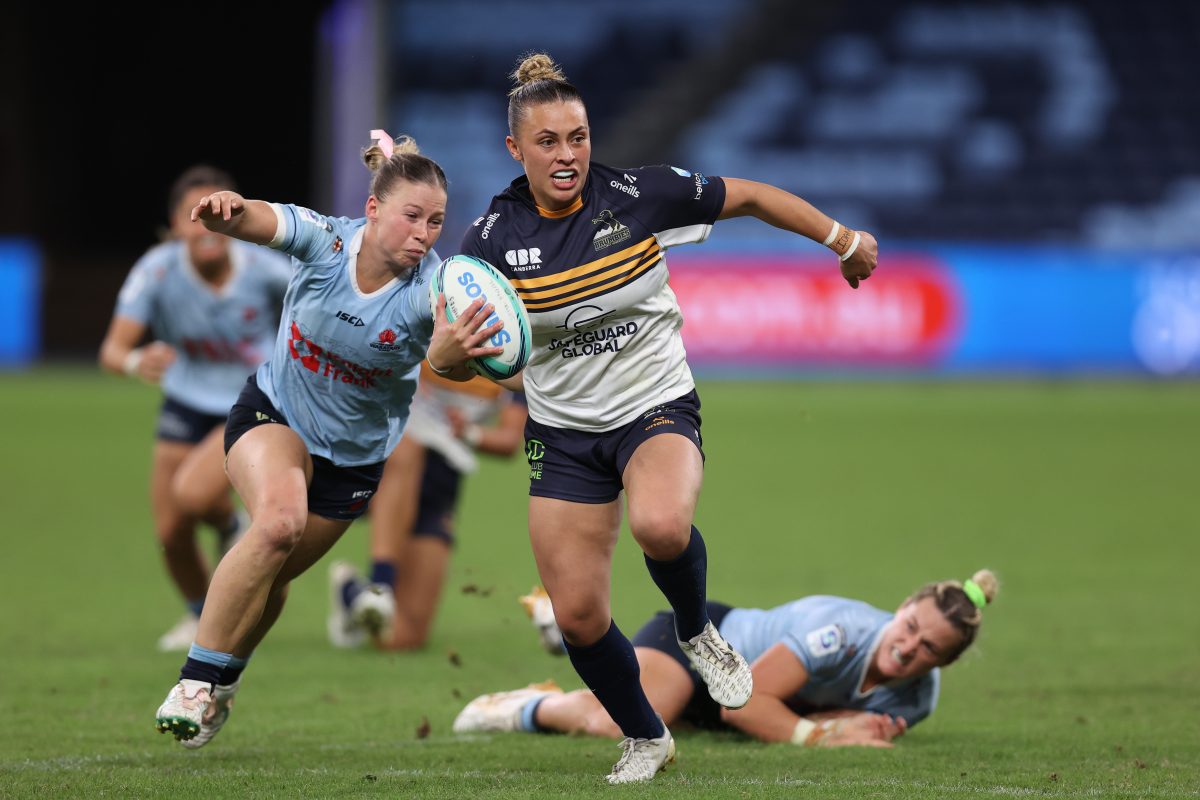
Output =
[
  {"x1": 231, "y1": 511, "x2": 352, "y2": 657},
  {"x1": 194, "y1": 424, "x2": 313, "y2": 652},
  {"x1": 171, "y1": 425, "x2": 236, "y2": 527},
  {"x1": 623, "y1": 434, "x2": 702, "y2": 561},
  {"x1": 531, "y1": 496, "x2": 662, "y2": 740},
  {"x1": 151, "y1": 441, "x2": 209, "y2": 604},
  {"x1": 529, "y1": 496, "x2": 620, "y2": 646},
  {"x1": 624, "y1": 434, "x2": 710, "y2": 639}
]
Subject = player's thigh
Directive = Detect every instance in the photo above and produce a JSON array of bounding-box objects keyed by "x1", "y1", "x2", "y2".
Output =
[
  {"x1": 529, "y1": 496, "x2": 621, "y2": 615},
  {"x1": 225, "y1": 423, "x2": 311, "y2": 520},
  {"x1": 370, "y1": 436, "x2": 426, "y2": 557},
  {"x1": 637, "y1": 647, "x2": 696, "y2": 726},
  {"x1": 172, "y1": 424, "x2": 232, "y2": 511},
  {"x1": 150, "y1": 440, "x2": 193, "y2": 530},
  {"x1": 622, "y1": 433, "x2": 703, "y2": 537}
]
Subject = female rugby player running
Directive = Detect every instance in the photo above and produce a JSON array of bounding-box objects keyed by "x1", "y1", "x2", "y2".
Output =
[
  {"x1": 457, "y1": 52, "x2": 878, "y2": 783},
  {"x1": 152, "y1": 134, "x2": 502, "y2": 748}
]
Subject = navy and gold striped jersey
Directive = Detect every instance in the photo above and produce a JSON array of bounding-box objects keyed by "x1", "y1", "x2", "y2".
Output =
[{"x1": 459, "y1": 162, "x2": 725, "y2": 431}]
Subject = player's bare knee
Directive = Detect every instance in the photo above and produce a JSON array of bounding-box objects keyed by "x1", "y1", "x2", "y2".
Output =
[
  {"x1": 629, "y1": 513, "x2": 691, "y2": 560},
  {"x1": 555, "y1": 604, "x2": 610, "y2": 646},
  {"x1": 247, "y1": 505, "x2": 306, "y2": 554}
]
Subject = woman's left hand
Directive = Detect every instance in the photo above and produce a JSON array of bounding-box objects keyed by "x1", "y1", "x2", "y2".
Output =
[
  {"x1": 426, "y1": 294, "x2": 505, "y2": 376},
  {"x1": 840, "y1": 230, "x2": 878, "y2": 289}
]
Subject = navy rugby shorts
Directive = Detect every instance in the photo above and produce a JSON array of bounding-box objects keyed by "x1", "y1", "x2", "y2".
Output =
[
  {"x1": 223, "y1": 375, "x2": 385, "y2": 521},
  {"x1": 156, "y1": 396, "x2": 226, "y2": 445},
  {"x1": 523, "y1": 390, "x2": 704, "y2": 503},
  {"x1": 631, "y1": 600, "x2": 734, "y2": 729}
]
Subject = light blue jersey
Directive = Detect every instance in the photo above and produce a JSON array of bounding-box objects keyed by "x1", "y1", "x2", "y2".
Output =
[
  {"x1": 115, "y1": 240, "x2": 292, "y2": 415},
  {"x1": 719, "y1": 596, "x2": 939, "y2": 726},
  {"x1": 258, "y1": 204, "x2": 437, "y2": 466}
]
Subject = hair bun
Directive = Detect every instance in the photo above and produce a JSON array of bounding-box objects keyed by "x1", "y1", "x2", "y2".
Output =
[{"x1": 968, "y1": 569, "x2": 999, "y2": 605}]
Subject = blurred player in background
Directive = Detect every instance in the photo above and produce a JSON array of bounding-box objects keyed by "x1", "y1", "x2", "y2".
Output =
[
  {"x1": 99, "y1": 165, "x2": 292, "y2": 652},
  {"x1": 458, "y1": 53, "x2": 879, "y2": 783},
  {"x1": 328, "y1": 362, "x2": 527, "y2": 650},
  {"x1": 152, "y1": 133, "x2": 503, "y2": 749},
  {"x1": 455, "y1": 570, "x2": 999, "y2": 750}
]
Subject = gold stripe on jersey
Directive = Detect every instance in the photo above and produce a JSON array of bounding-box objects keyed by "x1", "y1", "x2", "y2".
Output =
[
  {"x1": 517, "y1": 245, "x2": 663, "y2": 311},
  {"x1": 419, "y1": 361, "x2": 505, "y2": 399},
  {"x1": 536, "y1": 195, "x2": 584, "y2": 219},
  {"x1": 510, "y1": 237, "x2": 658, "y2": 291}
]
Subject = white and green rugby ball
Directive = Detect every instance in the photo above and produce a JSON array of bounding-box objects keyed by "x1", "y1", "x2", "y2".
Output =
[{"x1": 430, "y1": 254, "x2": 532, "y2": 380}]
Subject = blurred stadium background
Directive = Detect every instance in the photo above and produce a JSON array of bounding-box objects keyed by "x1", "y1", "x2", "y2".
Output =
[
  {"x1": 2, "y1": 1, "x2": 1197, "y2": 797},
  {"x1": 4, "y1": 0, "x2": 1200, "y2": 373}
]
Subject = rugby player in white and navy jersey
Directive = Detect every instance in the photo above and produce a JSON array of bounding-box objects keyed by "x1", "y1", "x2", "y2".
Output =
[
  {"x1": 456, "y1": 53, "x2": 880, "y2": 784},
  {"x1": 151, "y1": 134, "x2": 505, "y2": 749},
  {"x1": 99, "y1": 165, "x2": 292, "y2": 654},
  {"x1": 456, "y1": 570, "x2": 1000, "y2": 750}
]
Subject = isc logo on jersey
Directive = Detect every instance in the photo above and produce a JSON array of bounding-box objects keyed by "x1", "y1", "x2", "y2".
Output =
[{"x1": 430, "y1": 255, "x2": 532, "y2": 380}]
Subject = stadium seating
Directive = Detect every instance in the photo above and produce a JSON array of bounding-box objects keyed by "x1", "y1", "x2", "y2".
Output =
[{"x1": 384, "y1": 0, "x2": 1200, "y2": 247}]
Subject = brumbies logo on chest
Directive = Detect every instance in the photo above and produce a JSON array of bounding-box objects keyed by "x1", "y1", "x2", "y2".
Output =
[{"x1": 592, "y1": 209, "x2": 631, "y2": 252}]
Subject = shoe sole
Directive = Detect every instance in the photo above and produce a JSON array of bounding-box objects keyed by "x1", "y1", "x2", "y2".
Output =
[{"x1": 155, "y1": 716, "x2": 200, "y2": 740}]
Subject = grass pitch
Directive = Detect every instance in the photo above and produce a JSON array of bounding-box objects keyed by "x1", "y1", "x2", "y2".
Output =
[{"x1": 1, "y1": 368, "x2": 1196, "y2": 798}]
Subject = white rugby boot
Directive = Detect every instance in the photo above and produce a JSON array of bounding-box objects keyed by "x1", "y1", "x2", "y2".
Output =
[
  {"x1": 452, "y1": 681, "x2": 563, "y2": 733},
  {"x1": 156, "y1": 613, "x2": 199, "y2": 652},
  {"x1": 679, "y1": 621, "x2": 754, "y2": 709},
  {"x1": 154, "y1": 679, "x2": 212, "y2": 741},
  {"x1": 350, "y1": 582, "x2": 395, "y2": 639},
  {"x1": 518, "y1": 586, "x2": 564, "y2": 655},
  {"x1": 327, "y1": 561, "x2": 366, "y2": 648},
  {"x1": 606, "y1": 722, "x2": 676, "y2": 784},
  {"x1": 180, "y1": 677, "x2": 241, "y2": 749}
]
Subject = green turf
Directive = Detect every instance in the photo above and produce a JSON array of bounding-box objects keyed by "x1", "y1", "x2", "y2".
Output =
[{"x1": 1, "y1": 368, "x2": 1197, "y2": 798}]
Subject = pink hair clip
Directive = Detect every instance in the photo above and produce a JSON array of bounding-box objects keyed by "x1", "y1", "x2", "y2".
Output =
[{"x1": 370, "y1": 129, "x2": 394, "y2": 159}]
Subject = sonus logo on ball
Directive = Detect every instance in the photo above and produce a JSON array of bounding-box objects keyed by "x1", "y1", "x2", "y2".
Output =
[{"x1": 455, "y1": 270, "x2": 512, "y2": 349}]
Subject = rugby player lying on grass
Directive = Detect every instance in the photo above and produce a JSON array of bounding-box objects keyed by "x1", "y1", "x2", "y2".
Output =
[{"x1": 454, "y1": 570, "x2": 997, "y2": 747}]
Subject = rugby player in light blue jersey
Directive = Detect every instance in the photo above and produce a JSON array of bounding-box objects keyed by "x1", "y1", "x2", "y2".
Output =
[
  {"x1": 457, "y1": 53, "x2": 880, "y2": 783},
  {"x1": 152, "y1": 133, "x2": 504, "y2": 748},
  {"x1": 99, "y1": 165, "x2": 292, "y2": 653},
  {"x1": 455, "y1": 570, "x2": 999, "y2": 749}
]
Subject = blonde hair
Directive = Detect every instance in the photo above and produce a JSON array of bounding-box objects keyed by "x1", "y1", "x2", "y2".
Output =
[
  {"x1": 905, "y1": 569, "x2": 999, "y2": 664},
  {"x1": 506, "y1": 52, "x2": 584, "y2": 136},
  {"x1": 361, "y1": 134, "x2": 447, "y2": 201}
]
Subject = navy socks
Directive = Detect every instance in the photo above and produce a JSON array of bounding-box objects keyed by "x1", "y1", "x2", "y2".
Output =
[
  {"x1": 644, "y1": 526, "x2": 710, "y2": 641},
  {"x1": 564, "y1": 620, "x2": 663, "y2": 740}
]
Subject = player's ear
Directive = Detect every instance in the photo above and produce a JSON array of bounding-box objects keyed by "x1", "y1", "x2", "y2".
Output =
[
  {"x1": 365, "y1": 195, "x2": 379, "y2": 222},
  {"x1": 506, "y1": 135, "x2": 522, "y2": 163}
]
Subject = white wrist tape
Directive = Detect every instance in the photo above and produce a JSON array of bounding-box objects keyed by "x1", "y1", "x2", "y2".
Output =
[
  {"x1": 427, "y1": 357, "x2": 454, "y2": 376},
  {"x1": 123, "y1": 349, "x2": 144, "y2": 378},
  {"x1": 791, "y1": 718, "x2": 818, "y2": 746},
  {"x1": 839, "y1": 232, "x2": 862, "y2": 262},
  {"x1": 822, "y1": 221, "x2": 841, "y2": 246},
  {"x1": 462, "y1": 424, "x2": 484, "y2": 448}
]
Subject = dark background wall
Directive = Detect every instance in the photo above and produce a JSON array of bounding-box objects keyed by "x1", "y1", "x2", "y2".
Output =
[{"x1": 2, "y1": 4, "x2": 328, "y2": 357}]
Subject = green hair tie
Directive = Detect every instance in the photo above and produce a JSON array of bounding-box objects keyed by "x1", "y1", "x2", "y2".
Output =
[{"x1": 963, "y1": 579, "x2": 988, "y2": 609}]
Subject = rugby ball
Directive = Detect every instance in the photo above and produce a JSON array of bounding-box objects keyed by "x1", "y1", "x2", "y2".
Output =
[{"x1": 430, "y1": 254, "x2": 532, "y2": 380}]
